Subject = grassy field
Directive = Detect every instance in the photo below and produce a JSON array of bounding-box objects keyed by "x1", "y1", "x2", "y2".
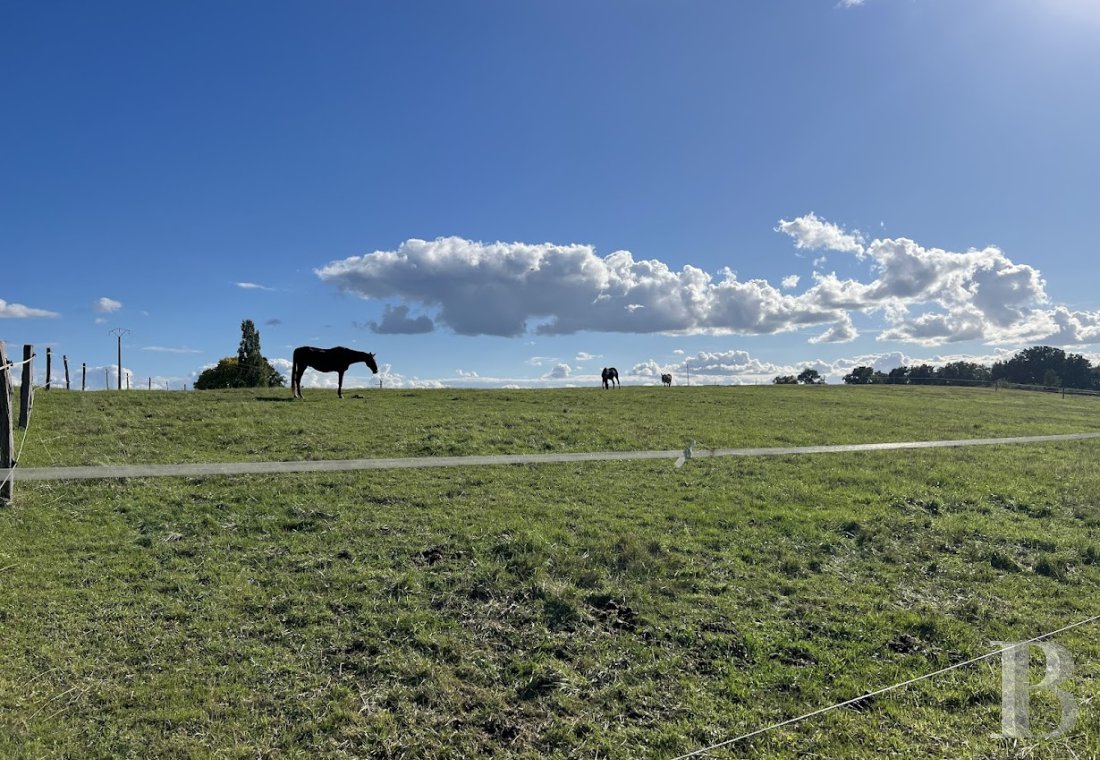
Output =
[
  {"x1": 2, "y1": 386, "x2": 1100, "y2": 758},
  {"x1": 17, "y1": 383, "x2": 1100, "y2": 466}
]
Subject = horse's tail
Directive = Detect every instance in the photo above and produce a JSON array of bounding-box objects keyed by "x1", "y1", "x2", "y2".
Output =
[{"x1": 291, "y1": 350, "x2": 298, "y2": 395}]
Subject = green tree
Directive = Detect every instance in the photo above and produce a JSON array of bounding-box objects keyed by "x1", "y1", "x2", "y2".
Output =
[
  {"x1": 797, "y1": 368, "x2": 824, "y2": 385},
  {"x1": 843, "y1": 366, "x2": 874, "y2": 384},
  {"x1": 992, "y1": 345, "x2": 1067, "y2": 386},
  {"x1": 773, "y1": 375, "x2": 798, "y2": 384},
  {"x1": 990, "y1": 345, "x2": 1099, "y2": 388},
  {"x1": 909, "y1": 364, "x2": 936, "y2": 385},
  {"x1": 887, "y1": 366, "x2": 909, "y2": 384},
  {"x1": 195, "y1": 320, "x2": 285, "y2": 389},
  {"x1": 194, "y1": 357, "x2": 244, "y2": 390},
  {"x1": 237, "y1": 319, "x2": 267, "y2": 387},
  {"x1": 936, "y1": 361, "x2": 991, "y2": 385},
  {"x1": 1063, "y1": 353, "x2": 1093, "y2": 389}
]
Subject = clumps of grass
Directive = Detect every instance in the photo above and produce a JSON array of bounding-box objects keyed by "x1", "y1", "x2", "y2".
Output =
[
  {"x1": 1034, "y1": 555, "x2": 1072, "y2": 582},
  {"x1": 835, "y1": 517, "x2": 905, "y2": 561},
  {"x1": 779, "y1": 556, "x2": 807, "y2": 577},
  {"x1": 986, "y1": 491, "x2": 1053, "y2": 518},
  {"x1": 838, "y1": 519, "x2": 863, "y2": 539},
  {"x1": 491, "y1": 531, "x2": 549, "y2": 582},
  {"x1": 769, "y1": 645, "x2": 818, "y2": 667},
  {"x1": 585, "y1": 593, "x2": 640, "y2": 632},
  {"x1": 989, "y1": 550, "x2": 1020, "y2": 573},
  {"x1": 510, "y1": 657, "x2": 575, "y2": 701},
  {"x1": 893, "y1": 496, "x2": 944, "y2": 515},
  {"x1": 540, "y1": 589, "x2": 583, "y2": 632},
  {"x1": 413, "y1": 545, "x2": 464, "y2": 566},
  {"x1": 887, "y1": 631, "x2": 928, "y2": 656},
  {"x1": 384, "y1": 572, "x2": 418, "y2": 600},
  {"x1": 277, "y1": 505, "x2": 336, "y2": 533},
  {"x1": 586, "y1": 533, "x2": 669, "y2": 579}
]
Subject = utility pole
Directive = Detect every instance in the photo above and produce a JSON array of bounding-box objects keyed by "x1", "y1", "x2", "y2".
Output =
[{"x1": 109, "y1": 328, "x2": 130, "y2": 390}]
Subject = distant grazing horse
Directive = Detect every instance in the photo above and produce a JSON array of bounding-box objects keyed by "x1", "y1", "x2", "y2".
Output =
[
  {"x1": 292, "y1": 346, "x2": 378, "y2": 399},
  {"x1": 601, "y1": 367, "x2": 620, "y2": 389},
  {"x1": 661, "y1": 373, "x2": 672, "y2": 387}
]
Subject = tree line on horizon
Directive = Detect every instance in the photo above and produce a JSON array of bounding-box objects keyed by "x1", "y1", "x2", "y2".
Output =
[{"x1": 775, "y1": 345, "x2": 1100, "y2": 390}]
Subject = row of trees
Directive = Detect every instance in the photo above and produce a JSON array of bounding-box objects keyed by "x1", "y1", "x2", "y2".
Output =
[
  {"x1": 194, "y1": 320, "x2": 285, "y2": 390},
  {"x1": 840, "y1": 361, "x2": 990, "y2": 386},
  {"x1": 773, "y1": 346, "x2": 1100, "y2": 389},
  {"x1": 772, "y1": 368, "x2": 824, "y2": 385},
  {"x1": 838, "y1": 346, "x2": 1100, "y2": 389}
]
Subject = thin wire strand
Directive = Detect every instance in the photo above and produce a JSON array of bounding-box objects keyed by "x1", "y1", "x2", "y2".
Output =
[
  {"x1": 672, "y1": 612, "x2": 1100, "y2": 759},
  {"x1": 1, "y1": 383, "x2": 37, "y2": 497}
]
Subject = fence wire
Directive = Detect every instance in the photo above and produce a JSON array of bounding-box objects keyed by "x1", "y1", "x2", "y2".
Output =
[{"x1": 672, "y1": 613, "x2": 1100, "y2": 758}]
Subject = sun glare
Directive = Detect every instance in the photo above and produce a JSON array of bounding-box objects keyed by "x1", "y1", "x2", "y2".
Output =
[{"x1": 1043, "y1": 0, "x2": 1100, "y2": 28}]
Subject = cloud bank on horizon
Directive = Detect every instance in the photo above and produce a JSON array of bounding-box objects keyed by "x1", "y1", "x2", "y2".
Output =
[{"x1": 316, "y1": 213, "x2": 1100, "y2": 348}]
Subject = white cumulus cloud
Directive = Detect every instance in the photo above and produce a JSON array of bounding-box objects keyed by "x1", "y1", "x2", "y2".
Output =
[
  {"x1": 95, "y1": 297, "x2": 123, "y2": 313},
  {"x1": 0, "y1": 298, "x2": 59, "y2": 318},
  {"x1": 776, "y1": 212, "x2": 865, "y2": 256},
  {"x1": 314, "y1": 216, "x2": 1098, "y2": 349},
  {"x1": 315, "y1": 237, "x2": 844, "y2": 338}
]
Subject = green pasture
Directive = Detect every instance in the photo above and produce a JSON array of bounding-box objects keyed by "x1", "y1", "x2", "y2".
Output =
[
  {"x1": 17, "y1": 383, "x2": 1100, "y2": 466},
  {"x1": 2, "y1": 386, "x2": 1100, "y2": 758}
]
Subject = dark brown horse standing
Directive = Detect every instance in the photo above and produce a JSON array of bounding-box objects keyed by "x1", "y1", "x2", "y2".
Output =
[
  {"x1": 601, "y1": 367, "x2": 620, "y2": 389},
  {"x1": 292, "y1": 346, "x2": 378, "y2": 399}
]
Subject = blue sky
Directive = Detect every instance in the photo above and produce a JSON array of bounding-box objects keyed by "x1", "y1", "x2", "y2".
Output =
[{"x1": 3, "y1": 0, "x2": 1099, "y2": 390}]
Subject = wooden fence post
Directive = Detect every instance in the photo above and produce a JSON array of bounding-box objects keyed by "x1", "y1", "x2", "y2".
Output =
[
  {"x1": 18, "y1": 345, "x2": 32, "y2": 429},
  {"x1": 45, "y1": 348, "x2": 52, "y2": 390},
  {"x1": 1, "y1": 342, "x2": 15, "y2": 504},
  {"x1": 64, "y1": 355, "x2": 71, "y2": 390}
]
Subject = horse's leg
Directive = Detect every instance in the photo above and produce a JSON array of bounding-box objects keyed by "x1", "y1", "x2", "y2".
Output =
[
  {"x1": 337, "y1": 371, "x2": 344, "y2": 399},
  {"x1": 293, "y1": 363, "x2": 304, "y2": 398}
]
